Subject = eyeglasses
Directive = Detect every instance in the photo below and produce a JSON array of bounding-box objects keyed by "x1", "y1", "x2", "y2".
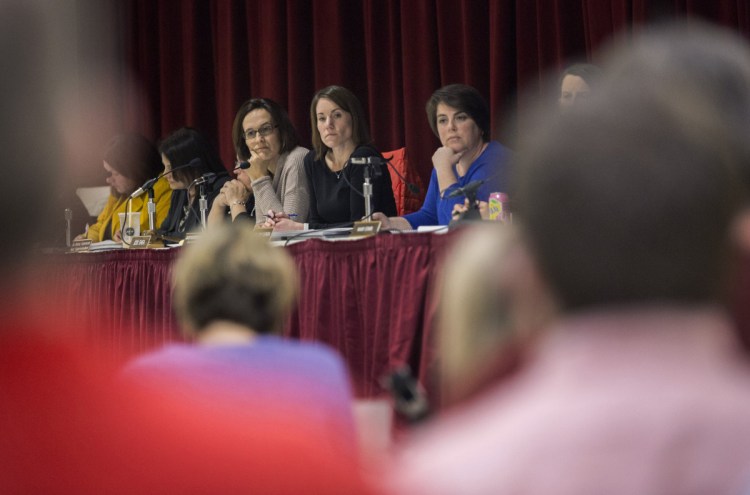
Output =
[{"x1": 243, "y1": 124, "x2": 278, "y2": 140}]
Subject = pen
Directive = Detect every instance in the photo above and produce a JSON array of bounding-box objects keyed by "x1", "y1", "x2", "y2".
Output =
[{"x1": 263, "y1": 213, "x2": 298, "y2": 218}]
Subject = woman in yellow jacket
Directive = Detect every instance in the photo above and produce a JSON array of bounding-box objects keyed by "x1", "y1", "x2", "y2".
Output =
[{"x1": 77, "y1": 134, "x2": 172, "y2": 242}]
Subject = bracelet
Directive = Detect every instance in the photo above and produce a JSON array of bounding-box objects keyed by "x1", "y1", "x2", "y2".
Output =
[{"x1": 231, "y1": 200, "x2": 247, "y2": 206}]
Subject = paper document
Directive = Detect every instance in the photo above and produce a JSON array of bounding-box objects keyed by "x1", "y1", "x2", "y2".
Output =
[
  {"x1": 89, "y1": 240, "x2": 124, "y2": 251},
  {"x1": 76, "y1": 186, "x2": 110, "y2": 217},
  {"x1": 270, "y1": 227, "x2": 352, "y2": 240}
]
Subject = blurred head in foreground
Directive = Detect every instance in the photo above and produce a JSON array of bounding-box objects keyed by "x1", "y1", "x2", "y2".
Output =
[
  {"x1": 438, "y1": 224, "x2": 556, "y2": 405},
  {"x1": 515, "y1": 24, "x2": 749, "y2": 312},
  {"x1": 0, "y1": 2, "x2": 60, "y2": 276},
  {"x1": 600, "y1": 22, "x2": 750, "y2": 252},
  {"x1": 173, "y1": 222, "x2": 297, "y2": 338}
]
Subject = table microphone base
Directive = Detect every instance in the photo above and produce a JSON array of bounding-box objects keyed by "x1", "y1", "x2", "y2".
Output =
[{"x1": 142, "y1": 230, "x2": 165, "y2": 248}]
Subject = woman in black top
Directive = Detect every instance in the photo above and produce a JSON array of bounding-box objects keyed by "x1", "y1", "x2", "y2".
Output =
[
  {"x1": 263, "y1": 85, "x2": 396, "y2": 230},
  {"x1": 157, "y1": 127, "x2": 230, "y2": 240}
]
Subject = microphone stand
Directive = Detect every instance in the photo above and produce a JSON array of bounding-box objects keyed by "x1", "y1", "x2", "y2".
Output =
[
  {"x1": 448, "y1": 187, "x2": 482, "y2": 229},
  {"x1": 64, "y1": 208, "x2": 72, "y2": 247},
  {"x1": 141, "y1": 187, "x2": 162, "y2": 246},
  {"x1": 363, "y1": 164, "x2": 373, "y2": 219},
  {"x1": 461, "y1": 188, "x2": 482, "y2": 221},
  {"x1": 147, "y1": 188, "x2": 156, "y2": 231},
  {"x1": 199, "y1": 183, "x2": 208, "y2": 230}
]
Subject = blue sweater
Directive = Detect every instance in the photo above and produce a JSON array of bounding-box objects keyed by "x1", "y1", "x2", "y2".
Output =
[
  {"x1": 404, "y1": 141, "x2": 511, "y2": 227},
  {"x1": 121, "y1": 335, "x2": 357, "y2": 456}
]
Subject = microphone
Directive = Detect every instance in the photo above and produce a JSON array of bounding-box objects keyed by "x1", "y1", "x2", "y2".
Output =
[
  {"x1": 350, "y1": 156, "x2": 379, "y2": 165},
  {"x1": 349, "y1": 156, "x2": 384, "y2": 179},
  {"x1": 190, "y1": 172, "x2": 217, "y2": 187},
  {"x1": 351, "y1": 154, "x2": 421, "y2": 195},
  {"x1": 130, "y1": 157, "x2": 202, "y2": 198},
  {"x1": 445, "y1": 179, "x2": 486, "y2": 199}
]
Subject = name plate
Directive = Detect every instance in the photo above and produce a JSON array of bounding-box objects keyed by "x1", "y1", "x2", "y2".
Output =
[
  {"x1": 128, "y1": 236, "x2": 151, "y2": 249},
  {"x1": 69, "y1": 239, "x2": 92, "y2": 252},
  {"x1": 350, "y1": 220, "x2": 381, "y2": 238}
]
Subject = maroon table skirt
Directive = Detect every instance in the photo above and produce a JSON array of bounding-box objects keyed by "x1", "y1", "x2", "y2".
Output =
[{"x1": 40, "y1": 234, "x2": 750, "y2": 398}]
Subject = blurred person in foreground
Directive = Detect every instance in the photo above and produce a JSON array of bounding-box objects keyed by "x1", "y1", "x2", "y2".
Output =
[
  {"x1": 121, "y1": 222, "x2": 358, "y2": 458},
  {"x1": 0, "y1": 3, "x2": 371, "y2": 493},
  {"x1": 75, "y1": 133, "x2": 171, "y2": 242},
  {"x1": 436, "y1": 224, "x2": 555, "y2": 407},
  {"x1": 388, "y1": 23, "x2": 750, "y2": 495},
  {"x1": 208, "y1": 97, "x2": 310, "y2": 226},
  {"x1": 374, "y1": 84, "x2": 511, "y2": 229}
]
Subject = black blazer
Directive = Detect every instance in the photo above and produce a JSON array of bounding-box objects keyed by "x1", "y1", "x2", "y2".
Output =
[{"x1": 158, "y1": 173, "x2": 230, "y2": 239}]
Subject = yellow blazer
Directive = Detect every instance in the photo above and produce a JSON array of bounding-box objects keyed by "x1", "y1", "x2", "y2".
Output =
[{"x1": 86, "y1": 177, "x2": 172, "y2": 241}]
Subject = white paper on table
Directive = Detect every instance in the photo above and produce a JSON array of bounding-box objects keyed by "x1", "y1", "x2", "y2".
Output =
[
  {"x1": 89, "y1": 240, "x2": 124, "y2": 251},
  {"x1": 76, "y1": 186, "x2": 111, "y2": 217}
]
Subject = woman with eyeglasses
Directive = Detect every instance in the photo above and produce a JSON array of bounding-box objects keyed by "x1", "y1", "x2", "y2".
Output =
[
  {"x1": 157, "y1": 127, "x2": 230, "y2": 240},
  {"x1": 208, "y1": 98, "x2": 309, "y2": 226},
  {"x1": 263, "y1": 85, "x2": 397, "y2": 231}
]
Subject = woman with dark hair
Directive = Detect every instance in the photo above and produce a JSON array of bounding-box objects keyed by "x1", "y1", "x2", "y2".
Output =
[
  {"x1": 374, "y1": 83, "x2": 511, "y2": 229},
  {"x1": 157, "y1": 127, "x2": 230, "y2": 240},
  {"x1": 208, "y1": 98, "x2": 309, "y2": 226},
  {"x1": 264, "y1": 85, "x2": 396, "y2": 230},
  {"x1": 76, "y1": 133, "x2": 171, "y2": 242},
  {"x1": 559, "y1": 63, "x2": 601, "y2": 110}
]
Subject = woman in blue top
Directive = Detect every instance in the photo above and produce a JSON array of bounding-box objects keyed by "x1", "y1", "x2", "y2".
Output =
[{"x1": 374, "y1": 84, "x2": 511, "y2": 229}]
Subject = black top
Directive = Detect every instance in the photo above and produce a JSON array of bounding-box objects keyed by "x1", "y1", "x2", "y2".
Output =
[
  {"x1": 303, "y1": 145, "x2": 397, "y2": 229},
  {"x1": 158, "y1": 174, "x2": 230, "y2": 240}
]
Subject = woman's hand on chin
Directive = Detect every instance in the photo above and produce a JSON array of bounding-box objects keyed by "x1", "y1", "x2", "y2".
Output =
[
  {"x1": 246, "y1": 153, "x2": 275, "y2": 181},
  {"x1": 432, "y1": 146, "x2": 464, "y2": 173}
]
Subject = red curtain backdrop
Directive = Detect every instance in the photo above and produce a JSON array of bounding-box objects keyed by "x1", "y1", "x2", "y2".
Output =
[{"x1": 112, "y1": 0, "x2": 750, "y2": 187}]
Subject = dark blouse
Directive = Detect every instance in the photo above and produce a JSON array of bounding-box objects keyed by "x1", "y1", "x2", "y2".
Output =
[
  {"x1": 158, "y1": 174, "x2": 230, "y2": 240},
  {"x1": 303, "y1": 145, "x2": 397, "y2": 229}
]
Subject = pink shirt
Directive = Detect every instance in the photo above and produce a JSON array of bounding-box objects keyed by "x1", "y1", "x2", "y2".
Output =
[{"x1": 389, "y1": 306, "x2": 750, "y2": 495}]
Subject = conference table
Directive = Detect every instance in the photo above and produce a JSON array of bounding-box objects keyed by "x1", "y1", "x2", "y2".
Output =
[{"x1": 42, "y1": 232, "x2": 461, "y2": 398}]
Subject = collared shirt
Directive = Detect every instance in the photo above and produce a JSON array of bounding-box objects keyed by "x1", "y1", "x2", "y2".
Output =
[{"x1": 389, "y1": 306, "x2": 750, "y2": 495}]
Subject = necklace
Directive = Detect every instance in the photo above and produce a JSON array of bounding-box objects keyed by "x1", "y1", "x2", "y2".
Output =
[
  {"x1": 326, "y1": 151, "x2": 347, "y2": 179},
  {"x1": 329, "y1": 163, "x2": 346, "y2": 179}
]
